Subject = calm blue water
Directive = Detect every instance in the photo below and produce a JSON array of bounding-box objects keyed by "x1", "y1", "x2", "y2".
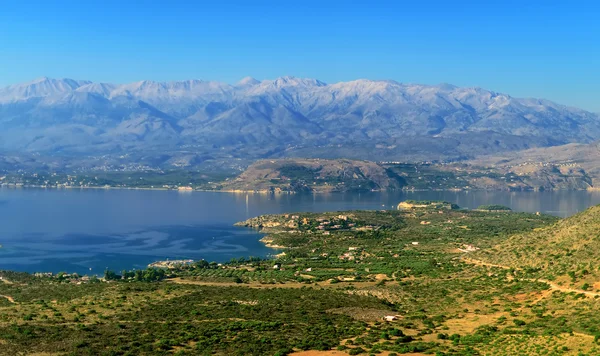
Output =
[{"x1": 0, "y1": 188, "x2": 599, "y2": 275}]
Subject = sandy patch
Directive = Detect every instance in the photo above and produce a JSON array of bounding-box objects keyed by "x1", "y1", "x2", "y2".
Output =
[{"x1": 0, "y1": 295, "x2": 15, "y2": 303}]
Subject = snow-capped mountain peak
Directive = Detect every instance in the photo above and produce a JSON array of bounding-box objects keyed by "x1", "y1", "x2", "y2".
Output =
[
  {"x1": 0, "y1": 76, "x2": 598, "y2": 162},
  {"x1": 236, "y1": 76, "x2": 260, "y2": 87},
  {"x1": 0, "y1": 77, "x2": 91, "y2": 103}
]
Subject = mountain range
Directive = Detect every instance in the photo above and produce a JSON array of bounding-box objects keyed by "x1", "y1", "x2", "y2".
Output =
[{"x1": 0, "y1": 76, "x2": 599, "y2": 169}]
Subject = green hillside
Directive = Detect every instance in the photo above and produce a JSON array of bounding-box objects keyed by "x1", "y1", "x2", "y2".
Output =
[{"x1": 475, "y1": 204, "x2": 600, "y2": 285}]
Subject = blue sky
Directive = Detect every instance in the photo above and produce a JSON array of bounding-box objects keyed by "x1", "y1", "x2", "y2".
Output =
[{"x1": 1, "y1": 0, "x2": 599, "y2": 111}]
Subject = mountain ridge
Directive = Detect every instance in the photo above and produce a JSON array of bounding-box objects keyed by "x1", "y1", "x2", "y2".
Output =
[{"x1": 1, "y1": 76, "x2": 599, "y2": 166}]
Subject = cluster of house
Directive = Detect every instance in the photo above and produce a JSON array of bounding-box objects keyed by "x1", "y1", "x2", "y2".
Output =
[
  {"x1": 505, "y1": 162, "x2": 580, "y2": 169},
  {"x1": 339, "y1": 246, "x2": 362, "y2": 261},
  {"x1": 148, "y1": 259, "x2": 195, "y2": 269},
  {"x1": 267, "y1": 214, "x2": 381, "y2": 236},
  {"x1": 32, "y1": 272, "x2": 92, "y2": 284}
]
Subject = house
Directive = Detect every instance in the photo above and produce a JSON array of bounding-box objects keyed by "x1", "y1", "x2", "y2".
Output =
[
  {"x1": 458, "y1": 244, "x2": 480, "y2": 253},
  {"x1": 339, "y1": 253, "x2": 355, "y2": 261},
  {"x1": 383, "y1": 315, "x2": 400, "y2": 322}
]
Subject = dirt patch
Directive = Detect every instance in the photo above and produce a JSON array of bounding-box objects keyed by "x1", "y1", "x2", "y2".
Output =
[
  {"x1": 169, "y1": 277, "x2": 381, "y2": 290},
  {"x1": 528, "y1": 289, "x2": 553, "y2": 305},
  {"x1": 290, "y1": 351, "x2": 348, "y2": 356},
  {"x1": 445, "y1": 312, "x2": 506, "y2": 335},
  {"x1": 169, "y1": 278, "x2": 310, "y2": 289},
  {"x1": 0, "y1": 278, "x2": 12, "y2": 285},
  {"x1": 0, "y1": 295, "x2": 15, "y2": 303},
  {"x1": 508, "y1": 290, "x2": 551, "y2": 304},
  {"x1": 291, "y1": 351, "x2": 399, "y2": 356}
]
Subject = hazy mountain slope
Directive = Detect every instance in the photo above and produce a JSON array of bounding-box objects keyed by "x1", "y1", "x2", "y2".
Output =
[
  {"x1": 1, "y1": 76, "x2": 599, "y2": 164},
  {"x1": 220, "y1": 158, "x2": 404, "y2": 192},
  {"x1": 0, "y1": 86, "x2": 181, "y2": 153},
  {"x1": 468, "y1": 142, "x2": 600, "y2": 185}
]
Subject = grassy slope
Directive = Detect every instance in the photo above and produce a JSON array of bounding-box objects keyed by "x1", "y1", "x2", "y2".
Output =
[{"x1": 476, "y1": 204, "x2": 600, "y2": 285}]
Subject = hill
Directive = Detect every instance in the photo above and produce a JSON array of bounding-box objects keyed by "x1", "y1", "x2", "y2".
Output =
[
  {"x1": 384, "y1": 161, "x2": 593, "y2": 191},
  {"x1": 469, "y1": 142, "x2": 600, "y2": 186},
  {"x1": 2, "y1": 77, "x2": 600, "y2": 167},
  {"x1": 217, "y1": 158, "x2": 595, "y2": 194},
  {"x1": 218, "y1": 158, "x2": 404, "y2": 192},
  {"x1": 474, "y1": 204, "x2": 600, "y2": 285}
]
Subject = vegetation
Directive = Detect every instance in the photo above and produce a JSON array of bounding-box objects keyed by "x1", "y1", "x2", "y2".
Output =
[
  {"x1": 477, "y1": 205, "x2": 512, "y2": 211},
  {"x1": 476, "y1": 204, "x2": 600, "y2": 285},
  {"x1": 4, "y1": 203, "x2": 600, "y2": 354}
]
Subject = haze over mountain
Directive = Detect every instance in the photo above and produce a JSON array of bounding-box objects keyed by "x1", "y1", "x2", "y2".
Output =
[{"x1": 1, "y1": 76, "x2": 599, "y2": 168}]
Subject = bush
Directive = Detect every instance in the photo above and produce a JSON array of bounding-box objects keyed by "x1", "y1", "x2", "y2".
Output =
[
  {"x1": 349, "y1": 347, "x2": 366, "y2": 355},
  {"x1": 513, "y1": 319, "x2": 526, "y2": 326},
  {"x1": 477, "y1": 205, "x2": 511, "y2": 211}
]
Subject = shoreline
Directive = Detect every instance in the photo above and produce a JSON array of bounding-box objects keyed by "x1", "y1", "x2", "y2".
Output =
[{"x1": 1, "y1": 184, "x2": 597, "y2": 194}]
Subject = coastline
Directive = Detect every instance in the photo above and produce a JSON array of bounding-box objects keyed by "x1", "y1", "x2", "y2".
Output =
[
  {"x1": 259, "y1": 236, "x2": 287, "y2": 249},
  {"x1": 1, "y1": 183, "x2": 598, "y2": 194}
]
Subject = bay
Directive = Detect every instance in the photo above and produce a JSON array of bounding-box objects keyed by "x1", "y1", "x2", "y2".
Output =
[{"x1": 0, "y1": 187, "x2": 599, "y2": 275}]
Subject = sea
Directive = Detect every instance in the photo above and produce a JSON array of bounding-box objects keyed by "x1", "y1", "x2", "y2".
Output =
[{"x1": 0, "y1": 187, "x2": 598, "y2": 275}]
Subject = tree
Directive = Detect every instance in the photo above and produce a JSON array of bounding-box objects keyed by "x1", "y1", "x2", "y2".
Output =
[
  {"x1": 196, "y1": 260, "x2": 209, "y2": 269},
  {"x1": 104, "y1": 269, "x2": 120, "y2": 281}
]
